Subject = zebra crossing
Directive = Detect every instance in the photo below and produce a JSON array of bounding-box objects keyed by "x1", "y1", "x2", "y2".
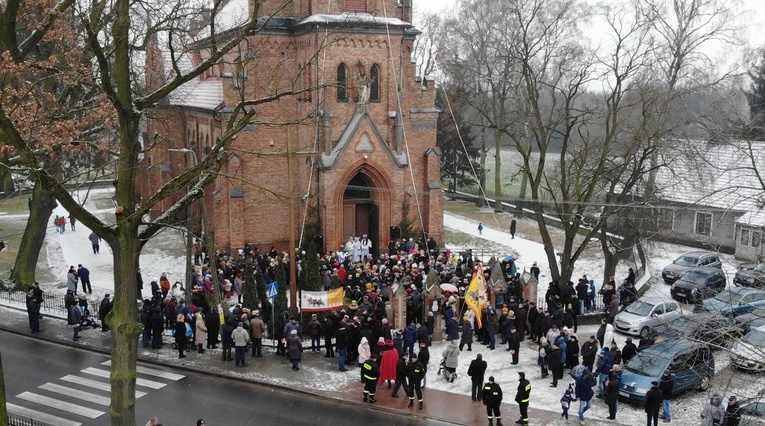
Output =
[{"x1": 6, "y1": 360, "x2": 185, "y2": 426}]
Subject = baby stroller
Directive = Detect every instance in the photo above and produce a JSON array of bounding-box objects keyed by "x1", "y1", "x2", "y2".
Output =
[{"x1": 437, "y1": 356, "x2": 457, "y2": 382}]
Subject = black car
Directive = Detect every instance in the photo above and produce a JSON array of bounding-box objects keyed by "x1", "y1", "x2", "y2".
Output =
[
  {"x1": 735, "y1": 263, "x2": 765, "y2": 288},
  {"x1": 670, "y1": 267, "x2": 727, "y2": 303},
  {"x1": 653, "y1": 313, "x2": 740, "y2": 348}
]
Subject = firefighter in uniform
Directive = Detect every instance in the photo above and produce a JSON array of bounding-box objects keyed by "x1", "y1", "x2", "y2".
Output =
[
  {"x1": 482, "y1": 376, "x2": 504, "y2": 426},
  {"x1": 515, "y1": 371, "x2": 531, "y2": 424},
  {"x1": 406, "y1": 353, "x2": 425, "y2": 409},
  {"x1": 362, "y1": 353, "x2": 379, "y2": 403}
]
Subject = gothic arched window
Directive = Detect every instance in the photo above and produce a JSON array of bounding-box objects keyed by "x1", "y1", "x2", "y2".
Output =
[
  {"x1": 337, "y1": 63, "x2": 347, "y2": 101},
  {"x1": 370, "y1": 64, "x2": 380, "y2": 101}
]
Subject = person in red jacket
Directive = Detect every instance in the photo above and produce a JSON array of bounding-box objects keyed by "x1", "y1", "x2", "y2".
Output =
[{"x1": 378, "y1": 340, "x2": 398, "y2": 387}]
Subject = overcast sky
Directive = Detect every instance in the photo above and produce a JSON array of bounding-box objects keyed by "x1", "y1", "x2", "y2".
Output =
[{"x1": 414, "y1": 0, "x2": 765, "y2": 50}]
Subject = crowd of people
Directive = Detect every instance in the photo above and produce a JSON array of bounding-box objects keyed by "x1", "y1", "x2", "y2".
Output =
[{"x1": 31, "y1": 231, "x2": 749, "y2": 426}]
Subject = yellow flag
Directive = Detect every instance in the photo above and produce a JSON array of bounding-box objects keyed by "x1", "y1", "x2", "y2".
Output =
[{"x1": 464, "y1": 264, "x2": 488, "y2": 328}]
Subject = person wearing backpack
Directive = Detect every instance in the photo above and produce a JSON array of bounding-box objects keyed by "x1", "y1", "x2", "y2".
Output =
[{"x1": 174, "y1": 314, "x2": 188, "y2": 358}]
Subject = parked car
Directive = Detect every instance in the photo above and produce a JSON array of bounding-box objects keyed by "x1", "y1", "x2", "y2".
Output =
[
  {"x1": 730, "y1": 324, "x2": 765, "y2": 372},
  {"x1": 614, "y1": 298, "x2": 683, "y2": 337},
  {"x1": 734, "y1": 397, "x2": 765, "y2": 425},
  {"x1": 670, "y1": 267, "x2": 727, "y2": 303},
  {"x1": 619, "y1": 339, "x2": 714, "y2": 404},
  {"x1": 662, "y1": 251, "x2": 722, "y2": 284},
  {"x1": 735, "y1": 307, "x2": 765, "y2": 334},
  {"x1": 702, "y1": 287, "x2": 765, "y2": 318},
  {"x1": 735, "y1": 263, "x2": 765, "y2": 288},
  {"x1": 652, "y1": 312, "x2": 739, "y2": 348}
]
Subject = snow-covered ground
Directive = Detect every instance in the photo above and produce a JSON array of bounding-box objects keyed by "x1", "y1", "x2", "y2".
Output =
[{"x1": 2, "y1": 189, "x2": 760, "y2": 425}]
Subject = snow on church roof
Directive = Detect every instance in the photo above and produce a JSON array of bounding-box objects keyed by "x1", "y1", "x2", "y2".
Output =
[
  {"x1": 296, "y1": 13, "x2": 411, "y2": 28},
  {"x1": 164, "y1": 51, "x2": 224, "y2": 111}
]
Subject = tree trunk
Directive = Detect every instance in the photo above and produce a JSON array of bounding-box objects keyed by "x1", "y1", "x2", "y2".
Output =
[
  {"x1": 0, "y1": 158, "x2": 14, "y2": 193},
  {"x1": 476, "y1": 129, "x2": 487, "y2": 207},
  {"x1": 517, "y1": 170, "x2": 528, "y2": 215},
  {"x1": 108, "y1": 225, "x2": 142, "y2": 426},
  {"x1": 493, "y1": 128, "x2": 502, "y2": 212},
  {"x1": 10, "y1": 180, "x2": 56, "y2": 286}
]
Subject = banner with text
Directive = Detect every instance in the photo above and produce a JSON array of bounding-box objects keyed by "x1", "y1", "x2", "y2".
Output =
[{"x1": 300, "y1": 288, "x2": 345, "y2": 312}]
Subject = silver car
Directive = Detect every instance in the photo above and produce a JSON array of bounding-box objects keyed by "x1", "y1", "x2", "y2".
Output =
[
  {"x1": 614, "y1": 298, "x2": 683, "y2": 337},
  {"x1": 662, "y1": 251, "x2": 722, "y2": 284}
]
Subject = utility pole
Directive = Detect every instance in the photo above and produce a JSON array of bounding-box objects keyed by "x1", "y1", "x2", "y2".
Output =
[{"x1": 257, "y1": 130, "x2": 319, "y2": 318}]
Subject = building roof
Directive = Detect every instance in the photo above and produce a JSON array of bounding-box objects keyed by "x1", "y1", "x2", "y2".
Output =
[
  {"x1": 161, "y1": 51, "x2": 224, "y2": 111},
  {"x1": 296, "y1": 13, "x2": 411, "y2": 28},
  {"x1": 652, "y1": 140, "x2": 765, "y2": 227},
  {"x1": 194, "y1": 0, "x2": 251, "y2": 39}
]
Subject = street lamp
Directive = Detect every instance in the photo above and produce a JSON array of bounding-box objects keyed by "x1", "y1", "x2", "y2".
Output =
[{"x1": 168, "y1": 148, "x2": 198, "y2": 304}]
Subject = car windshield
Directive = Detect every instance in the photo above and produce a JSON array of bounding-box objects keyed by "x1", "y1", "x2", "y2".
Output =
[
  {"x1": 674, "y1": 256, "x2": 699, "y2": 267},
  {"x1": 744, "y1": 329, "x2": 765, "y2": 346},
  {"x1": 667, "y1": 317, "x2": 693, "y2": 330},
  {"x1": 624, "y1": 351, "x2": 670, "y2": 377},
  {"x1": 625, "y1": 300, "x2": 655, "y2": 317},
  {"x1": 679, "y1": 271, "x2": 708, "y2": 285},
  {"x1": 714, "y1": 291, "x2": 739, "y2": 303}
]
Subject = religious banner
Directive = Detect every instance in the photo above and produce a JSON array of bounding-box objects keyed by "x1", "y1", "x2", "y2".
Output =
[
  {"x1": 300, "y1": 287, "x2": 344, "y2": 312},
  {"x1": 464, "y1": 263, "x2": 489, "y2": 328}
]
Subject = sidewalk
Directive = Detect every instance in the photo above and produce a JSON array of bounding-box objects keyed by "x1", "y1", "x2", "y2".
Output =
[{"x1": 0, "y1": 304, "x2": 621, "y2": 426}]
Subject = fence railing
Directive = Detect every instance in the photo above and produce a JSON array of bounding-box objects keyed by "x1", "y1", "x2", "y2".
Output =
[
  {"x1": 7, "y1": 414, "x2": 55, "y2": 426},
  {"x1": 0, "y1": 290, "x2": 68, "y2": 315}
]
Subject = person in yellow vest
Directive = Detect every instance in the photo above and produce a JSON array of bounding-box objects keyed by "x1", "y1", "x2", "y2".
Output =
[
  {"x1": 482, "y1": 376, "x2": 503, "y2": 426},
  {"x1": 362, "y1": 353, "x2": 380, "y2": 403}
]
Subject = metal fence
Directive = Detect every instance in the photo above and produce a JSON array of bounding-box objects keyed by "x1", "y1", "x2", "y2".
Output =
[
  {"x1": 7, "y1": 415, "x2": 55, "y2": 426},
  {"x1": 0, "y1": 290, "x2": 68, "y2": 315}
]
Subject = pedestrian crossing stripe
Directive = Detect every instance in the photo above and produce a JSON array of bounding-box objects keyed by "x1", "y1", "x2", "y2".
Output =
[
  {"x1": 6, "y1": 403, "x2": 82, "y2": 426},
  {"x1": 81, "y1": 367, "x2": 166, "y2": 389},
  {"x1": 101, "y1": 360, "x2": 185, "y2": 381},
  {"x1": 16, "y1": 392, "x2": 104, "y2": 418},
  {"x1": 59, "y1": 375, "x2": 147, "y2": 398},
  {"x1": 39, "y1": 383, "x2": 111, "y2": 406}
]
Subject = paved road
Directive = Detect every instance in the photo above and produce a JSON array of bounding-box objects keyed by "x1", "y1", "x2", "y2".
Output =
[{"x1": 1, "y1": 330, "x2": 453, "y2": 426}]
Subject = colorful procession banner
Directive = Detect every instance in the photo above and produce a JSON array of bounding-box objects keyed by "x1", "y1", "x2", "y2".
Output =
[
  {"x1": 464, "y1": 263, "x2": 489, "y2": 328},
  {"x1": 300, "y1": 287, "x2": 345, "y2": 312}
]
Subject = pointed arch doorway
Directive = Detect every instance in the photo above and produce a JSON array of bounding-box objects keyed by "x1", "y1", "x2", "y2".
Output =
[{"x1": 343, "y1": 173, "x2": 379, "y2": 257}]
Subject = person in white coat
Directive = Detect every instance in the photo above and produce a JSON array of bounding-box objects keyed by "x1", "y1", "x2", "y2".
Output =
[
  {"x1": 353, "y1": 237, "x2": 362, "y2": 262},
  {"x1": 360, "y1": 234, "x2": 372, "y2": 260},
  {"x1": 358, "y1": 337, "x2": 371, "y2": 381}
]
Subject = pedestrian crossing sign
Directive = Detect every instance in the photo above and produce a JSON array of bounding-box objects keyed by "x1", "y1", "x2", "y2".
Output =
[{"x1": 267, "y1": 282, "x2": 278, "y2": 299}]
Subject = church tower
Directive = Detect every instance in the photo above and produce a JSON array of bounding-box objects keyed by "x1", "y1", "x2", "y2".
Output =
[{"x1": 140, "y1": 0, "x2": 442, "y2": 256}]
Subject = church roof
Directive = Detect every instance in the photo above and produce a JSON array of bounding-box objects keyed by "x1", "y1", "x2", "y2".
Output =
[
  {"x1": 160, "y1": 51, "x2": 224, "y2": 111},
  {"x1": 296, "y1": 13, "x2": 411, "y2": 28},
  {"x1": 319, "y1": 111, "x2": 408, "y2": 170}
]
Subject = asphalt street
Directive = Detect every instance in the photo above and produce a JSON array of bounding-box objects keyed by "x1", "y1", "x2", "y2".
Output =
[{"x1": 1, "y1": 330, "x2": 453, "y2": 426}]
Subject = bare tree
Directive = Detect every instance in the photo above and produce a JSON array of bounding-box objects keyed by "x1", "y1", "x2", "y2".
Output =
[{"x1": 0, "y1": 0, "x2": 317, "y2": 423}]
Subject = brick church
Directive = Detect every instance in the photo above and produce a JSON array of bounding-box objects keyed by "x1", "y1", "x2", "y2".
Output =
[{"x1": 138, "y1": 0, "x2": 443, "y2": 256}]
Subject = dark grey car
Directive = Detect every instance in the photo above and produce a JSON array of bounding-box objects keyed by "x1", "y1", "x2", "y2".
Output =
[{"x1": 670, "y1": 267, "x2": 727, "y2": 303}]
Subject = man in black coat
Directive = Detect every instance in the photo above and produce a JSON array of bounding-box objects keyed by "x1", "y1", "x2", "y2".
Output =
[
  {"x1": 467, "y1": 353, "x2": 488, "y2": 401},
  {"x1": 98, "y1": 294, "x2": 112, "y2": 332},
  {"x1": 581, "y1": 335, "x2": 598, "y2": 371},
  {"x1": 482, "y1": 376, "x2": 503, "y2": 426},
  {"x1": 622, "y1": 337, "x2": 638, "y2": 363},
  {"x1": 391, "y1": 353, "x2": 409, "y2": 398},
  {"x1": 644, "y1": 381, "x2": 664, "y2": 426},
  {"x1": 507, "y1": 327, "x2": 521, "y2": 365},
  {"x1": 548, "y1": 344, "x2": 563, "y2": 387}
]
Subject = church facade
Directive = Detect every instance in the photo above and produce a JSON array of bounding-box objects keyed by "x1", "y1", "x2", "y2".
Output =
[{"x1": 138, "y1": 0, "x2": 442, "y2": 256}]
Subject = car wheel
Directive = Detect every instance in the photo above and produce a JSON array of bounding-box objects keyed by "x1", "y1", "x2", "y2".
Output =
[
  {"x1": 640, "y1": 327, "x2": 650, "y2": 338},
  {"x1": 696, "y1": 375, "x2": 712, "y2": 391}
]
